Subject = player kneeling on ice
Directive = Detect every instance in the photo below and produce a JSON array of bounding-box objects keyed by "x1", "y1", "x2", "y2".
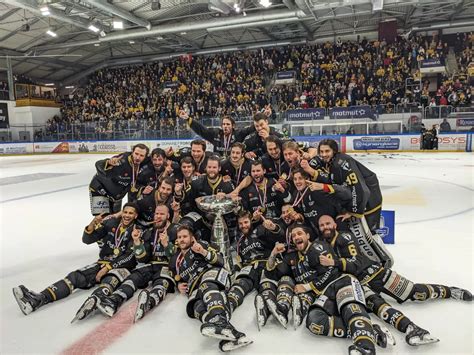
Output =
[
  {"x1": 317, "y1": 214, "x2": 471, "y2": 346},
  {"x1": 267, "y1": 223, "x2": 393, "y2": 355},
  {"x1": 13, "y1": 203, "x2": 140, "y2": 322},
  {"x1": 96, "y1": 204, "x2": 178, "y2": 322},
  {"x1": 227, "y1": 211, "x2": 287, "y2": 330},
  {"x1": 170, "y1": 225, "x2": 252, "y2": 352}
]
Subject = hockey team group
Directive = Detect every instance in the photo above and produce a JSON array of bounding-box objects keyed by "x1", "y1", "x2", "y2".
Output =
[{"x1": 13, "y1": 110, "x2": 472, "y2": 354}]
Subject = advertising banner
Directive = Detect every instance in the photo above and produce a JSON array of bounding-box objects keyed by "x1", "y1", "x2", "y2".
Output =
[
  {"x1": 351, "y1": 136, "x2": 401, "y2": 151},
  {"x1": 0, "y1": 142, "x2": 31, "y2": 154},
  {"x1": 402, "y1": 133, "x2": 466, "y2": 151},
  {"x1": 286, "y1": 108, "x2": 326, "y2": 121},
  {"x1": 276, "y1": 71, "x2": 296, "y2": 80},
  {"x1": 329, "y1": 106, "x2": 375, "y2": 120},
  {"x1": 456, "y1": 118, "x2": 474, "y2": 127},
  {"x1": 68, "y1": 141, "x2": 129, "y2": 153},
  {"x1": 377, "y1": 210, "x2": 395, "y2": 244},
  {"x1": 33, "y1": 142, "x2": 70, "y2": 153}
]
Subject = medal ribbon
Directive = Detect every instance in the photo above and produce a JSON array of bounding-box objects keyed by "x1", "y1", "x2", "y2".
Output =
[
  {"x1": 114, "y1": 223, "x2": 125, "y2": 249},
  {"x1": 223, "y1": 133, "x2": 232, "y2": 156},
  {"x1": 292, "y1": 187, "x2": 309, "y2": 207},
  {"x1": 255, "y1": 178, "x2": 267, "y2": 210},
  {"x1": 176, "y1": 250, "x2": 187, "y2": 276}
]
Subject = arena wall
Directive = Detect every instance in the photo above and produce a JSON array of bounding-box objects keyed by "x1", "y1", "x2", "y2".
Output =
[{"x1": 1, "y1": 133, "x2": 472, "y2": 155}]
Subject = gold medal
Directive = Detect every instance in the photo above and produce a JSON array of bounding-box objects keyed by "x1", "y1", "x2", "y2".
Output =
[
  {"x1": 131, "y1": 185, "x2": 138, "y2": 193},
  {"x1": 174, "y1": 275, "x2": 181, "y2": 281},
  {"x1": 113, "y1": 248, "x2": 120, "y2": 256},
  {"x1": 281, "y1": 172, "x2": 288, "y2": 180},
  {"x1": 259, "y1": 207, "x2": 266, "y2": 214}
]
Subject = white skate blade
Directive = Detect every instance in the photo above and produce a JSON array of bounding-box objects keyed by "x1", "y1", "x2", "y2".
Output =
[
  {"x1": 265, "y1": 300, "x2": 287, "y2": 329},
  {"x1": 378, "y1": 324, "x2": 396, "y2": 346},
  {"x1": 12, "y1": 287, "x2": 33, "y2": 316},
  {"x1": 254, "y1": 295, "x2": 266, "y2": 331},
  {"x1": 134, "y1": 291, "x2": 150, "y2": 323},
  {"x1": 201, "y1": 325, "x2": 237, "y2": 341},
  {"x1": 291, "y1": 296, "x2": 302, "y2": 330},
  {"x1": 219, "y1": 337, "x2": 253, "y2": 352},
  {"x1": 407, "y1": 334, "x2": 440, "y2": 346},
  {"x1": 71, "y1": 297, "x2": 97, "y2": 324}
]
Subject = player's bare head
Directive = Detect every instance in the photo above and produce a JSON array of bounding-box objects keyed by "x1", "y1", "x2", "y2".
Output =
[
  {"x1": 292, "y1": 168, "x2": 309, "y2": 191},
  {"x1": 158, "y1": 177, "x2": 174, "y2": 199},
  {"x1": 191, "y1": 139, "x2": 206, "y2": 161},
  {"x1": 222, "y1": 116, "x2": 235, "y2": 135},
  {"x1": 253, "y1": 112, "x2": 269, "y2": 133},
  {"x1": 318, "y1": 215, "x2": 337, "y2": 239},
  {"x1": 318, "y1": 139, "x2": 338, "y2": 162},
  {"x1": 251, "y1": 160, "x2": 265, "y2": 183},
  {"x1": 206, "y1": 155, "x2": 221, "y2": 179},
  {"x1": 122, "y1": 202, "x2": 139, "y2": 226},
  {"x1": 151, "y1": 148, "x2": 166, "y2": 169},
  {"x1": 181, "y1": 156, "x2": 196, "y2": 177},
  {"x1": 230, "y1": 142, "x2": 245, "y2": 162},
  {"x1": 289, "y1": 223, "x2": 311, "y2": 251},
  {"x1": 281, "y1": 203, "x2": 294, "y2": 224},
  {"x1": 282, "y1": 141, "x2": 300, "y2": 167},
  {"x1": 132, "y1": 144, "x2": 149, "y2": 164},
  {"x1": 237, "y1": 211, "x2": 252, "y2": 235},
  {"x1": 154, "y1": 204, "x2": 170, "y2": 227},
  {"x1": 177, "y1": 224, "x2": 194, "y2": 250},
  {"x1": 266, "y1": 135, "x2": 282, "y2": 160}
]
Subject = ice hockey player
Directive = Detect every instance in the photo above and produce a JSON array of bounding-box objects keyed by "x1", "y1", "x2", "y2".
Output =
[
  {"x1": 97, "y1": 204, "x2": 177, "y2": 321},
  {"x1": 169, "y1": 225, "x2": 252, "y2": 352},
  {"x1": 227, "y1": 211, "x2": 286, "y2": 330},
  {"x1": 179, "y1": 110, "x2": 255, "y2": 158},
  {"x1": 13, "y1": 203, "x2": 140, "y2": 322},
  {"x1": 267, "y1": 222, "x2": 390, "y2": 355},
  {"x1": 89, "y1": 144, "x2": 149, "y2": 215}
]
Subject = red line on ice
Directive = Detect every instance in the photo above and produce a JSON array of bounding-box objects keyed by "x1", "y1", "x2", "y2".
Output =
[{"x1": 60, "y1": 301, "x2": 137, "y2": 355}]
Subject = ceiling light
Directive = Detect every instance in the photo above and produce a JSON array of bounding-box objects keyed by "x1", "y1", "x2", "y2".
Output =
[
  {"x1": 46, "y1": 30, "x2": 57, "y2": 37},
  {"x1": 99, "y1": 30, "x2": 106, "y2": 37},
  {"x1": 180, "y1": 31, "x2": 187, "y2": 35},
  {"x1": 156, "y1": 36, "x2": 164, "y2": 40},
  {"x1": 94, "y1": 43, "x2": 100, "y2": 46},
  {"x1": 234, "y1": 4, "x2": 241, "y2": 13},
  {"x1": 88, "y1": 24, "x2": 100, "y2": 33},
  {"x1": 65, "y1": 86, "x2": 74, "y2": 89},
  {"x1": 259, "y1": 0, "x2": 272, "y2": 8},
  {"x1": 129, "y1": 40, "x2": 135, "y2": 44},
  {"x1": 243, "y1": 11, "x2": 247, "y2": 16},
  {"x1": 40, "y1": 6, "x2": 50, "y2": 16},
  {"x1": 44, "y1": 83, "x2": 55, "y2": 86},
  {"x1": 113, "y1": 19, "x2": 123, "y2": 29}
]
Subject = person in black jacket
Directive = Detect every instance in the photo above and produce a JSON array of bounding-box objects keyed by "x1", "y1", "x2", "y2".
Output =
[
  {"x1": 244, "y1": 112, "x2": 284, "y2": 158},
  {"x1": 89, "y1": 144, "x2": 149, "y2": 215},
  {"x1": 179, "y1": 110, "x2": 255, "y2": 158},
  {"x1": 13, "y1": 203, "x2": 140, "y2": 322}
]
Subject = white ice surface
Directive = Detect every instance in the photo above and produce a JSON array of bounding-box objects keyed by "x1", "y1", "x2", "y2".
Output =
[{"x1": 1, "y1": 152, "x2": 473, "y2": 355}]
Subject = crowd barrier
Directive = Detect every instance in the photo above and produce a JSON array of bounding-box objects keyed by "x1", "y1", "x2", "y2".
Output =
[{"x1": 0, "y1": 133, "x2": 472, "y2": 155}]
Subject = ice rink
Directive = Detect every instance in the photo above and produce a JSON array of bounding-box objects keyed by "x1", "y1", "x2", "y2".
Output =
[{"x1": 1, "y1": 152, "x2": 473, "y2": 355}]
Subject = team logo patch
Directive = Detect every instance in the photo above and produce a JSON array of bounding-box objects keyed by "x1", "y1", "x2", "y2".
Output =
[
  {"x1": 314, "y1": 244, "x2": 324, "y2": 252},
  {"x1": 310, "y1": 324, "x2": 324, "y2": 335}
]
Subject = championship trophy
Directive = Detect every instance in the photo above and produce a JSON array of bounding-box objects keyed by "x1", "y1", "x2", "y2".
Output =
[{"x1": 195, "y1": 195, "x2": 239, "y2": 272}]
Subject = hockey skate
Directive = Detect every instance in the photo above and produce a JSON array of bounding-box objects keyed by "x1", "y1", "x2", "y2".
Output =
[
  {"x1": 373, "y1": 323, "x2": 396, "y2": 348},
  {"x1": 450, "y1": 287, "x2": 472, "y2": 301},
  {"x1": 265, "y1": 298, "x2": 288, "y2": 329},
  {"x1": 348, "y1": 344, "x2": 375, "y2": 355},
  {"x1": 12, "y1": 285, "x2": 46, "y2": 316},
  {"x1": 254, "y1": 294, "x2": 270, "y2": 331},
  {"x1": 219, "y1": 334, "x2": 253, "y2": 352},
  {"x1": 291, "y1": 295, "x2": 304, "y2": 329},
  {"x1": 71, "y1": 295, "x2": 99, "y2": 323},
  {"x1": 200, "y1": 316, "x2": 240, "y2": 341},
  {"x1": 134, "y1": 289, "x2": 156, "y2": 322},
  {"x1": 97, "y1": 294, "x2": 124, "y2": 318},
  {"x1": 405, "y1": 324, "x2": 439, "y2": 346}
]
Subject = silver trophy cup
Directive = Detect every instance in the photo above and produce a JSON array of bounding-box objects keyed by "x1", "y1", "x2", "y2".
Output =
[{"x1": 195, "y1": 195, "x2": 239, "y2": 272}]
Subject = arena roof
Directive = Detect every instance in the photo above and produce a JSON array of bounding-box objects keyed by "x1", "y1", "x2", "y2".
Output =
[{"x1": 0, "y1": 0, "x2": 473, "y2": 85}]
